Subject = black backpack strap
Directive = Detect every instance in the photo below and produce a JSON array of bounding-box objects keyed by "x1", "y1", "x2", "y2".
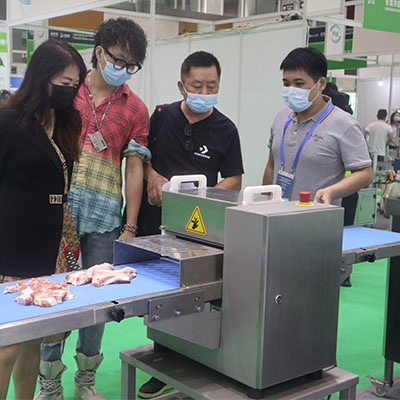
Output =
[{"x1": 148, "y1": 104, "x2": 168, "y2": 153}]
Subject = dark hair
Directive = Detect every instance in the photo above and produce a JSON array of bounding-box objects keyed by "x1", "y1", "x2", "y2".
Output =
[
  {"x1": 390, "y1": 110, "x2": 400, "y2": 125},
  {"x1": 280, "y1": 47, "x2": 328, "y2": 82},
  {"x1": 181, "y1": 51, "x2": 221, "y2": 82},
  {"x1": 0, "y1": 89, "x2": 11, "y2": 104},
  {"x1": 91, "y1": 18, "x2": 147, "y2": 68},
  {"x1": 5, "y1": 40, "x2": 86, "y2": 161},
  {"x1": 324, "y1": 82, "x2": 338, "y2": 92},
  {"x1": 377, "y1": 109, "x2": 387, "y2": 120}
]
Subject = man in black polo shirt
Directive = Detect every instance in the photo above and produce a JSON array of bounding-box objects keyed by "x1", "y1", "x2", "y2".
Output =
[{"x1": 137, "y1": 51, "x2": 244, "y2": 238}]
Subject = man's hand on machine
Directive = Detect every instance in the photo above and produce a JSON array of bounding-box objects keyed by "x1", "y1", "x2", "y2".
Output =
[
  {"x1": 147, "y1": 170, "x2": 169, "y2": 206},
  {"x1": 314, "y1": 188, "x2": 333, "y2": 204}
]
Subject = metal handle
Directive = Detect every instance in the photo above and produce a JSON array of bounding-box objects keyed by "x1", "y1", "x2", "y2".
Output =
[
  {"x1": 169, "y1": 174, "x2": 207, "y2": 191},
  {"x1": 242, "y1": 185, "x2": 283, "y2": 205}
]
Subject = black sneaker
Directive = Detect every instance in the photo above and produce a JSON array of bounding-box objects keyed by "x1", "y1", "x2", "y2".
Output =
[
  {"x1": 341, "y1": 276, "x2": 352, "y2": 287},
  {"x1": 138, "y1": 377, "x2": 172, "y2": 399}
]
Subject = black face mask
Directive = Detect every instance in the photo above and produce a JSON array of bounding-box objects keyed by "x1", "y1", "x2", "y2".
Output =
[{"x1": 49, "y1": 83, "x2": 78, "y2": 110}]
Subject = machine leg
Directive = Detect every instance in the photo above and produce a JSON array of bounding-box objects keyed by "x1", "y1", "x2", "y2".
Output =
[
  {"x1": 367, "y1": 360, "x2": 394, "y2": 399},
  {"x1": 384, "y1": 358, "x2": 394, "y2": 384},
  {"x1": 339, "y1": 385, "x2": 357, "y2": 400},
  {"x1": 121, "y1": 359, "x2": 136, "y2": 400},
  {"x1": 245, "y1": 386, "x2": 264, "y2": 399},
  {"x1": 154, "y1": 341, "x2": 168, "y2": 353}
]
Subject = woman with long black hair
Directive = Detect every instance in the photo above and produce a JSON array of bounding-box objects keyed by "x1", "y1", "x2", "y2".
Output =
[{"x1": 0, "y1": 39, "x2": 86, "y2": 399}]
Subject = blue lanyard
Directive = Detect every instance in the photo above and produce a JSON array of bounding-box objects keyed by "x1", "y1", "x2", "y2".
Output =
[{"x1": 280, "y1": 102, "x2": 334, "y2": 171}]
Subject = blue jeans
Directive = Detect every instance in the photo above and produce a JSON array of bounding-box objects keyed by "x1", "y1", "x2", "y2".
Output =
[{"x1": 41, "y1": 228, "x2": 120, "y2": 362}]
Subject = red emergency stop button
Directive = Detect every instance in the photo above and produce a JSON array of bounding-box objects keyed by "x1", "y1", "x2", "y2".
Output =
[{"x1": 299, "y1": 191, "x2": 311, "y2": 204}]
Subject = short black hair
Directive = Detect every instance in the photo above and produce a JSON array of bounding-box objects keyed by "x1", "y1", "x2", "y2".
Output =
[
  {"x1": 377, "y1": 109, "x2": 387, "y2": 120},
  {"x1": 280, "y1": 47, "x2": 328, "y2": 82},
  {"x1": 324, "y1": 82, "x2": 338, "y2": 92},
  {"x1": 91, "y1": 18, "x2": 147, "y2": 68},
  {"x1": 181, "y1": 51, "x2": 221, "y2": 82}
]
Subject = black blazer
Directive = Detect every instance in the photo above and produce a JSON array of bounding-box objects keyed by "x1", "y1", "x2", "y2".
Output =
[{"x1": 0, "y1": 110, "x2": 73, "y2": 278}]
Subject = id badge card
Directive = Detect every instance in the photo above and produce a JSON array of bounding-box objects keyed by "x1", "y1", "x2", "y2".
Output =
[
  {"x1": 89, "y1": 131, "x2": 108, "y2": 152},
  {"x1": 276, "y1": 170, "x2": 295, "y2": 199}
]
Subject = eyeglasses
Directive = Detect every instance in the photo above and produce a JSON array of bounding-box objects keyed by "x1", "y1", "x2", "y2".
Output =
[
  {"x1": 184, "y1": 124, "x2": 193, "y2": 152},
  {"x1": 103, "y1": 47, "x2": 142, "y2": 75}
]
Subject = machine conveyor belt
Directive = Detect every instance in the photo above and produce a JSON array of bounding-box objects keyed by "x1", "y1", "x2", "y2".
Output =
[
  {"x1": 1, "y1": 226, "x2": 400, "y2": 346},
  {"x1": 0, "y1": 259, "x2": 181, "y2": 346},
  {"x1": 342, "y1": 226, "x2": 400, "y2": 265}
]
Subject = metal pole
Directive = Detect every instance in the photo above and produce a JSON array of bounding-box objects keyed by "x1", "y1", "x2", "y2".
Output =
[
  {"x1": 5, "y1": 0, "x2": 11, "y2": 91},
  {"x1": 5, "y1": 24, "x2": 11, "y2": 91},
  {"x1": 238, "y1": 0, "x2": 245, "y2": 18},
  {"x1": 388, "y1": 54, "x2": 394, "y2": 115},
  {"x1": 149, "y1": 0, "x2": 156, "y2": 112},
  {"x1": 236, "y1": 29, "x2": 243, "y2": 132}
]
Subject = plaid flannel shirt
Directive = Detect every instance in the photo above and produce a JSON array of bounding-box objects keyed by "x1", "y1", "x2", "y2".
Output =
[{"x1": 68, "y1": 77, "x2": 150, "y2": 237}]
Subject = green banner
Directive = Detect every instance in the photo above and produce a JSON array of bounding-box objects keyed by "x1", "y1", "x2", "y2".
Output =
[{"x1": 363, "y1": 0, "x2": 400, "y2": 34}]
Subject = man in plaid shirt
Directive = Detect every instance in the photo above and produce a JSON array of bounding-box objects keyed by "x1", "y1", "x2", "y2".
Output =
[{"x1": 36, "y1": 18, "x2": 150, "y2": 400}]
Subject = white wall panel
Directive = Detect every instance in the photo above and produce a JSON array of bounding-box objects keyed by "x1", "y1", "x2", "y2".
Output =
[{"x1": 239, "y1": 23, "x2": 305, "y2": 187}]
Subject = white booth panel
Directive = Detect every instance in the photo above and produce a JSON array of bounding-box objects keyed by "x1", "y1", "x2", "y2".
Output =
[{"x1": 239, "y1": 22, "x2": 305, "y2": 187}]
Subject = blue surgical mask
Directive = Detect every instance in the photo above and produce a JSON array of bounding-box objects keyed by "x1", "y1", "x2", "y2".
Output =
[
  {"x1": 99, "y1": 51, "x2": 131, "y2": 87},
  {"x1": 394, "y1": 116, "x2": 400, "y2": 123},
  {"x1": 282, "y1": 81, "x2": 320, "y2": 112},
  {"x1": 183, "y1": 84, "x2": 218, "y2": 114}
]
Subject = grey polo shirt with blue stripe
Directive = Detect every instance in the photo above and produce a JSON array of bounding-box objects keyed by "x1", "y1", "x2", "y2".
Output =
[{"x1": 268, "y1": 96, "x2": 371, "y2": 205}]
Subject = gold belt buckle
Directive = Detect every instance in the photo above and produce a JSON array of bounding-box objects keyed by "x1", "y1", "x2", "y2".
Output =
[{"x1": 49, "y1": 194, "x2": 63, "y2": 204}]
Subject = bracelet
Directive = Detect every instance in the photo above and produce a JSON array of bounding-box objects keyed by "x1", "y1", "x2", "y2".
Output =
[{"x1": 123, "y1": 223, "x2": 138, "y2": 234}]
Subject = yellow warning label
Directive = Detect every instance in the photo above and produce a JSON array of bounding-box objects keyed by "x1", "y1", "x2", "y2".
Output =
[{"x1": 185, "y1": 206, "x2": 207, "y2": 235}]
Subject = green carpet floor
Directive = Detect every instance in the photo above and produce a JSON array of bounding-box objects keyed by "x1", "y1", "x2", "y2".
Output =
[{"x1": 7, "y1": 258, "x2": 397, "y2": 399}]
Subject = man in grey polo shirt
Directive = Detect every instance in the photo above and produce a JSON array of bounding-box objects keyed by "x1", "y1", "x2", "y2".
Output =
[{"x1": 263, "y1": 47, "x2": 372, "y2": 206}]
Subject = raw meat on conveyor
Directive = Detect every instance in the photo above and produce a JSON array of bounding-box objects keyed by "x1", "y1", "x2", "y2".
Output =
[
  {"x1": 3, "y1": 278, "x2": 74, "y2": 307},
  {"x1": 65, "y1": 263, "x2": 137, "y2": 287}
]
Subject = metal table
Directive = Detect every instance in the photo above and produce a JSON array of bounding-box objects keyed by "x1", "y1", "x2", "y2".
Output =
[{"x1": 120, "y1": 344, "x2": 359, "y2": 400}]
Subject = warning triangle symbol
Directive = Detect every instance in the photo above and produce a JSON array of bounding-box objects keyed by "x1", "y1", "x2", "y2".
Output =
[{"x1": 185, "y1": 206, "x2": 207, "y2": 235}]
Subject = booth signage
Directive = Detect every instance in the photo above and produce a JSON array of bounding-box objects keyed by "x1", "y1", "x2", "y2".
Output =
[
  {"x1": 363, "y1": 0, "x2": 400, "y2": 34},
  {"x1": 49, "y1": 29, "x2": 95, "y2": 46},
  {"x1": 324, "y1": 23, "x2": 345, "y2": 60}
]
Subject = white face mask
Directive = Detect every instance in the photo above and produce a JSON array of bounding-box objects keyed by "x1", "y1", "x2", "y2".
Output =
[
  {"x1": 99, "y1": 51, "x2": 131, "y2": 87},
  {"x1": 282, "y1": 81, "x2": 320, "y2": 112},
  {"x1": 182, "y1": 84, "x2": 218, "y2": 114}
]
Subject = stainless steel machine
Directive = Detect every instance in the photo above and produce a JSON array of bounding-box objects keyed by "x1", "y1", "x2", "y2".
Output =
[{"x1": 115, "y1": 175, "x2": 344, "y2": 397}]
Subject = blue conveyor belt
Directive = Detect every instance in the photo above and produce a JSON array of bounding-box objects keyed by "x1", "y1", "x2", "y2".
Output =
[
  {"x1": 2, "y1": 227, "x2": 400, "y2": 327},
  {"x1": 0, "y1": 259, "x2": 180, "y2": 326},
  {"x1": 342, "y1": 226, "x2": 400, "y2": 252}
]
